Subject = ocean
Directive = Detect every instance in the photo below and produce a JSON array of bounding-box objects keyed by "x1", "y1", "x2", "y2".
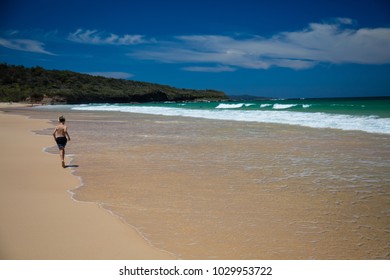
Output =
[
  {"x1": 27, "y1": 96, "x2": 390, "y2": 259},
  {"x1": 71, "y1": 97, "x2": 390, "y2": 135}
]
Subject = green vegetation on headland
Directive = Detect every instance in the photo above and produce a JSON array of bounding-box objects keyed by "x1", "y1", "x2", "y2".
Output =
[{"x1": 0, "y1": 64, "x2": 227, "y2": 104}]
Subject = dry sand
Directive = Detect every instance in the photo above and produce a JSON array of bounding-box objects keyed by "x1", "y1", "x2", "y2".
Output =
[{"x1": 0, "y1": 104, "x2": 174, "y2": 259}]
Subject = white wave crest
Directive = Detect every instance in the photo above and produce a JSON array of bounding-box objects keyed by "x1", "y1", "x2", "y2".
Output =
[
  {"x1": 216, "y1": 103, "x2": 244, "y2": 109},
  {"x1": 273, "y1": 104, "x2": 297, "y2": 109},
  {"x1": 72, "y1": 104, "x2": 390, "y2": 135}
]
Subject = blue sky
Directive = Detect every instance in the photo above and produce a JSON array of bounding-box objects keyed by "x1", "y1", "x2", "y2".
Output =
[{"x1": 1, "y1": 0, "x2": 389, "y2": 98}]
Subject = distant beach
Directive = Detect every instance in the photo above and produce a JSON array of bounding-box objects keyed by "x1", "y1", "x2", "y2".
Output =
[{"x1": 2, "y1": 101, "x2": 389, "y2": 259}]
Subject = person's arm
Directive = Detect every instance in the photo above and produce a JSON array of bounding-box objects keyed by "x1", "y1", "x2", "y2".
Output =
[
  {"x1": 64, "y1": 126, "x2": 71, "y2": 141},
  {"x1": 53, "y1": 127, "x2": 57, "y2": 140}
]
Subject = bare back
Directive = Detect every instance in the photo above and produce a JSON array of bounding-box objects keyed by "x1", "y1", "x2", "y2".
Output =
[{"x1": 54, "y1": 123, "x2": 68, "y2": 138}]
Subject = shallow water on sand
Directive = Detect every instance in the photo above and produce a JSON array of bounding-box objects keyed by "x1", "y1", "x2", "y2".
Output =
[{"x1": 21, "y1": 107, "x2": 390, "y2": 259}]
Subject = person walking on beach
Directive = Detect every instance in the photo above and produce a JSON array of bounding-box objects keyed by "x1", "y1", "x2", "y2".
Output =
[{"x1": 53, "y1": 115, "x2": 71, "y2": 168}]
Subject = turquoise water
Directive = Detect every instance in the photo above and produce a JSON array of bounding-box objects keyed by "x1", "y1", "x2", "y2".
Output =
[
  {"x1": 71, "y1": 97, "x2": 390, "y2": 134},
  {"x1": 139, "y1": 97, "x2": 390, "y2": 117}
]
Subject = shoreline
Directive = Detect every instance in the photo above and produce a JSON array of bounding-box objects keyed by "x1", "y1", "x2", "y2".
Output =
[
  {"x1": 0, "y1": 104, "x2": 175, "y2": 259},
  {"x1": 2, "y1": 103, "x2": 389, "y2": 259}
]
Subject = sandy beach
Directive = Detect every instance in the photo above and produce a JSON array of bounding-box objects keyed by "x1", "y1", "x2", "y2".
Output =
[
  {"x1": 1, "y1": 103, "x2": 389, "y2": 260},
  {"x1": 0, "y1": 103, "x2": 174, "y2": 259}
]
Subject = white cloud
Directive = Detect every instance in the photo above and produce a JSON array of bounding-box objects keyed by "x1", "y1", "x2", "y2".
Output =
[
  {"x1": 276, "y1": 22, "x2": 390, "y2": 64},
  {"x1": 0, "y1": 38, "x2": 54, "y2": 55},
  {"x1": 128, "y1": 19, "x2": 390, "y2": 71},
  {"x1": 87, "y1": 72, "x2": 134, "y2": 79},
  {"x1": 335, "y1": 17, "x2": 354, "y2": 25},
  {"x1": 182, "y1": 65, "x2": 236, "y2": 72},
  {"x1": 68, "y1": 29, "x2": 148, "y2": 45}
]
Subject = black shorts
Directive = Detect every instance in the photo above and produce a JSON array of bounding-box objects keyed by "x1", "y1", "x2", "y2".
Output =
[{"x1": 55, "y1": 136, "x2": 67, "y2": 149}]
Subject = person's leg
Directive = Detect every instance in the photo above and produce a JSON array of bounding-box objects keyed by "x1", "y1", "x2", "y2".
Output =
[{"x1": 60, "y1": 148, "x2": 65, "y2": 167}]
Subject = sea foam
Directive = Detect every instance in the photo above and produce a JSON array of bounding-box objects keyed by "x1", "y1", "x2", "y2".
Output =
[{"x1": 72, "y1": 104, "x2": 390, "y2": 135}]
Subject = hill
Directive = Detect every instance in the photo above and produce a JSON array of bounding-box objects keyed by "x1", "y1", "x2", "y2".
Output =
[{"x1": 0, "y1": 64, "x2": 227, "y2": 104}]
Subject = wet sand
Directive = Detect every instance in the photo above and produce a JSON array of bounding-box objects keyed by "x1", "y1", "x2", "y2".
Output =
[
  {"x1": 3, "y1": 104, "x2": 390, "y2": 259},
  {"x1": 0, "y1": 104, "x2": 174, "y2": 259}
]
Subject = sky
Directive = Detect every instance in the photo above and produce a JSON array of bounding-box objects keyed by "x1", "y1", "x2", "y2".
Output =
[{"x1": 1, "y1": 0, "x2": 390, "y2": 98}]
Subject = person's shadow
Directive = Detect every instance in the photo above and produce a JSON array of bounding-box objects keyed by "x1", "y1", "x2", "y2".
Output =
[{"x1": 65, "y1": 164, "x2": 79, "y2": 168}]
